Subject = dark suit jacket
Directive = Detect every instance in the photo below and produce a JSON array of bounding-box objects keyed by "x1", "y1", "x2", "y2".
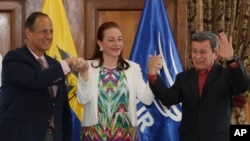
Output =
[
  {"x1": 0, "y1": 45, "x2": 72, "y2": 141},
  {"x1": 149, "y1": 63, "x2": 249, "y2": 141}
]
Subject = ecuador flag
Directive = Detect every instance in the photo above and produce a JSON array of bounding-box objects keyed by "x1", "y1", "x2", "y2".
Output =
[{"x1": 41, "y1": 0, "x2": 83, "y2": 140}]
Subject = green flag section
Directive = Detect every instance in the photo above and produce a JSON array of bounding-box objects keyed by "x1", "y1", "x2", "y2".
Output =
[{"x1": 41, "y1": 0, "x2": 83, "y2": 140}]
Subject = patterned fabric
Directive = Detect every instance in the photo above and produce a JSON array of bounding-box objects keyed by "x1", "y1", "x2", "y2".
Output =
[
  {"x1": 81, "y1": 66, "x2": 138, "y2": 141},
  {"x1": 186, "y1": 0, "x2": 250, "y2": 70}
]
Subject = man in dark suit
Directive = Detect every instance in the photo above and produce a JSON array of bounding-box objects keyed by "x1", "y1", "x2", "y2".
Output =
[
  {"x1": 147, "y1": 31, "x2": 249, "y2": 141},
  {"x1": 0, "y1": 12, "x2": 86, "y2": 141}
]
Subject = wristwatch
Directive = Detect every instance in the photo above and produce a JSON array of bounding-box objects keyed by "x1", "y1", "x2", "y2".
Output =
[{"x1": 226, "y1": 54, "x2": 238, "y2": 65}]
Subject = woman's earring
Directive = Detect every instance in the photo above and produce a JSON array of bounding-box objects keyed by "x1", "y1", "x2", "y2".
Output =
[{"x1": 100, "y1": 47, "x2": 103, "y2": 51}]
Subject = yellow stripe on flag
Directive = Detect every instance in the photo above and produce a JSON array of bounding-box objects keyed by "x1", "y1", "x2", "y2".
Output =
[{"x1": 41, "y1": 0, "x2": 83, "y2": 121}]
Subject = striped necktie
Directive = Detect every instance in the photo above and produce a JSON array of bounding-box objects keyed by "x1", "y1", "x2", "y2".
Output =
[
  {"x1": 37, "y1": 58, "x2": 54, "y2": 98},
  {"x1": 37, "y1": 58, "x2": 55, "y2": 130}
]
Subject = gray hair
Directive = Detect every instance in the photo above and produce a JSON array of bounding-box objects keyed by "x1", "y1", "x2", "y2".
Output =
[{"x1": 192, "y1": 31, "x2": 218, "y2": 51}]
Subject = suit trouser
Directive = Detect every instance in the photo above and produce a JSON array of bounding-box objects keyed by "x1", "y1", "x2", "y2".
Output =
[{"x1": 43, "y1": 133, "x2": 54, "y2": 141}]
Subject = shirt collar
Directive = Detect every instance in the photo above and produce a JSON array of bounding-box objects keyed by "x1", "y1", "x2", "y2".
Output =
[
  {"x1": 196, "y1": 61, "x2": 214, "y2": 75},
  {"x1": 27, "y1": 47, "x2": 46, "y2": 61}
]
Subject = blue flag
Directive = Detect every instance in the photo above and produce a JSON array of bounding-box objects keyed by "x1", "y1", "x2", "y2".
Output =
[{"x1": 130, "y1": 0, "x2": 183, "y2": 140}]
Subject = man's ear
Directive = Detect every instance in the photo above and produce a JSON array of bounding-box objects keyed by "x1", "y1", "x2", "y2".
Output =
[
  {"x1": 25, "y1": 28, "x2": 31, "y2": 39},
  {"x1": 214, "y1": 52, "x2": 219, "y2": 60}
]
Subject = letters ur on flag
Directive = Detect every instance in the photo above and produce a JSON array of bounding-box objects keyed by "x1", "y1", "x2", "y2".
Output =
[
  {"x1": 41, "y1": 0, "x2": 83, "y2": 141},
  {"x1": 129, "y1": 0, "x2": 183, "y2": 140}
]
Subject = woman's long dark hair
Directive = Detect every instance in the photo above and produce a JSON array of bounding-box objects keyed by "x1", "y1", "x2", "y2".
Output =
[{"x1": 90, "y1": 21, "x2": 129, "y2": 70}]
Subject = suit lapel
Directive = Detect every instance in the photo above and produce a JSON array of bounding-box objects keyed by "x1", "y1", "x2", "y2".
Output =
[
  {"x1": 22, "y1": 45, "x2": 44, "y2": 70},
  {"x1": 22, "y1": 45, "x2": 54, "y2": 70},
  {"x1": 190, "y1": 70, "x2": 200, "y2": 101}
]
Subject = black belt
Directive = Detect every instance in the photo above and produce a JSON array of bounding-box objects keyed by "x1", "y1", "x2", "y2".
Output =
[{"x1": 47, "y1": 125, "x2": 55, "y2": 134}]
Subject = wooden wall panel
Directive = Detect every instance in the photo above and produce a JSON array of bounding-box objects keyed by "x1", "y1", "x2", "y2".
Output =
[
  {"x1": 0, "y1": 13, "x2": 11, "y2": 56},
  {"x1": 61, "y1": 0, "x2": 85, "y2": 57},
  {"x1": 176, "y1": 0, "x2": 187, "y2": 68},
  {"x1": 0, "y1": 1, "x2": 22, "y2": 57},
  {"x1": 244, "y1": 97, "x2": 250, "y2": 123}
]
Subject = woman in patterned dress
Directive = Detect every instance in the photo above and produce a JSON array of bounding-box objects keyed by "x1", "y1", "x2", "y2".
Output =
[{"x1": 76, "y1": 21, "x2": 155, "y2": 141}]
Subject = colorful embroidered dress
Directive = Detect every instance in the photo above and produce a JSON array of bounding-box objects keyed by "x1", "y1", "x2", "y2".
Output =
[{"x1": 81, "y1": 66, "x2": 138, "y2": 141}]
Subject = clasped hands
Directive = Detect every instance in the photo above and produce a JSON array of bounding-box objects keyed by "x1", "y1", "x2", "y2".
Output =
[
  {"x1": 148, "y1": 54, "x2": 163, "y2": 75},
  {"x1": 65, "y1": 57, "x2": 89, "y2": 73}
]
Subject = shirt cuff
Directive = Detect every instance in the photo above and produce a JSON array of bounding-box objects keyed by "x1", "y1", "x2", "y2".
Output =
[
  {"x1": 60, "y1": 60, "x2": 71, "y2": 74},
  {"x1": 148, "y1": 74, "x2": 158, "y2": 84},
  {"x1": 228, "y1": 62, "x2": 239, "y2": 68}
]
